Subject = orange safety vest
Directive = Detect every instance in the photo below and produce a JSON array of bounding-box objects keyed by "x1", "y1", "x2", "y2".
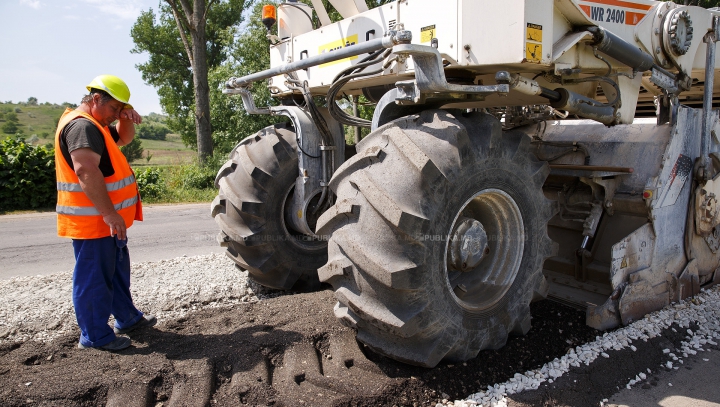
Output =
[{"x1": 55, "y1": 108, "x2": 143, "y2": 239}]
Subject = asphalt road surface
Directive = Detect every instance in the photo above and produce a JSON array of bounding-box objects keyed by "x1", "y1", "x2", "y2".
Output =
[{"x1": 0, "y1": 203, "x2": 224, "y2": 280}]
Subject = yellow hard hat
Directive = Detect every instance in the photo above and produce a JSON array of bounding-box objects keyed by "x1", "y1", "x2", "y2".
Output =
[{"x1": 86, "y1": 74, "x2": 133, "y2": 109}]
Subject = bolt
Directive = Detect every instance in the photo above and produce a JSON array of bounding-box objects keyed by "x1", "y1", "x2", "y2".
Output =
[
  {"x1": 656, "y1": 47, "x2": 662, "y2": 54},
  {"x1": 464, "y1": 44, "x2": 471, "y2": 51},
  {"x1": 484, "y1": 247, "x2": 490, "y2": 255}
]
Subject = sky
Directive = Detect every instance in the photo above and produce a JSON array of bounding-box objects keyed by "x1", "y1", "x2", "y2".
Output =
[{"x1": 0, "y1": 0, "x2": 165, "y2": 115}]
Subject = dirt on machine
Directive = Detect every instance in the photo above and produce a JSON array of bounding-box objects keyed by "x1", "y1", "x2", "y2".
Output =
[{"x1": 211, "y1": 0, "x2": 720, "y2": 368}]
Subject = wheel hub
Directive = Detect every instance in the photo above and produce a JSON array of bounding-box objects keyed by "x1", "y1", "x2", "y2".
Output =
[
  {"x1": 445, "y1": 189, "x2": 525, "y2": 312},
  {"x1": 448, "y1": 217, "x2": 490, "y2": 271}
]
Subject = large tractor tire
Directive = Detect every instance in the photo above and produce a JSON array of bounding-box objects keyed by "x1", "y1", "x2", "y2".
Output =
[
  {"x1": 212, "y1": 124, "x2": 326, "y2": 291},
  {"x1": 316, "y1": 110, "x2": 556, "y2": 367}
]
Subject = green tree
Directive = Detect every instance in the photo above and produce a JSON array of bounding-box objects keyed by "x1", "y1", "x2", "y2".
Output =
[
  {"x1": 131, "y1": 0, "x2": 249, "y2": 163},
  {"x1": 120, "y1": 138, "x2": 144, "y2": 162},
  {"x1": 208, "y1": 1, "x2": 281, "y2": 154},
  {"x1": 27, "y1": 97, "x2": 38, "y2": 106},
  {"x1": 137, "y1": 122, "x2": 171, "y2": 140},
  {"x1": 5, "y1": 112, "x2": 18, "y2": 122},
  {"x1": 2, "y1": 121, "x2": 18, "y2": 134}
]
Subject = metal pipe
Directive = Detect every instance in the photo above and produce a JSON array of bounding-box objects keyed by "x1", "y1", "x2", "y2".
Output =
[
  {"x1": 702, "y1": 16, "x2": 719, "y2": 178},
  {"x1": 222, "y1": 87, "x2": 271, "y2": 114},
  {"x1": 226, "y1": 31, "x2": 410, "y2": 89}
]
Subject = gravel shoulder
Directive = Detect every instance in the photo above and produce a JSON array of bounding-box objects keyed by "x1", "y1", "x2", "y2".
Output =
[{"x1": 1, "y1": 253, "x2": 720, "y2": 407}]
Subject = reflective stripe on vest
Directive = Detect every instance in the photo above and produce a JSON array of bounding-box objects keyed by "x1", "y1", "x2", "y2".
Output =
[
  {"x1": 56, "y1": 195, "x2": 139, "y2": 216},
  {"x1": 56, "y1": 174, "x2": 136, "y2": 192}
]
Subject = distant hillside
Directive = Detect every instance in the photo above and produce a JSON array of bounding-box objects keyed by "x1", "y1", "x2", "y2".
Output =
[
  {"x1": 0, "y1": 101, "x2": 171, "y2": 147},
  {"x1": 0, "y1": 102, "x2": 73, "y2": 145}
]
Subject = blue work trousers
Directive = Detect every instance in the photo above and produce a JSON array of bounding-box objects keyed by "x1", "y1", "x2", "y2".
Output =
[{"x1": 72, "y1": 236, "x2": 143, "y2": 347}]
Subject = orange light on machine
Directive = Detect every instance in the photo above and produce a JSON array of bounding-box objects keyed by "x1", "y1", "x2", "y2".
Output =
[{"x1": 262, "y1": 5, "x2": 277, "y2": 31}]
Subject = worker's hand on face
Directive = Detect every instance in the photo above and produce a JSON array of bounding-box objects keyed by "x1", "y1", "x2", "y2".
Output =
[
  {"x1": 103, "y1": 212, "x2": 128, "y2": 240},
  {"x1": 118, "y1": 108, "x2": 142, "y2": 125}
]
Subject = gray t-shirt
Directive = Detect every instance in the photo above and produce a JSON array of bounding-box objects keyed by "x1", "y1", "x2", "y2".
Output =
[{"x1": 59, "y1": 119, "x2": 120, "y2": 177}]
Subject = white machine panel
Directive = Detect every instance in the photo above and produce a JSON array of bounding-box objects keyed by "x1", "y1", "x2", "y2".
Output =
[
  {"x1": 460, "y1": 0, "x2": 554, "y2": 67},
  {"x1": 396, "y1": 0, "x2": 459, "y2": 63}
]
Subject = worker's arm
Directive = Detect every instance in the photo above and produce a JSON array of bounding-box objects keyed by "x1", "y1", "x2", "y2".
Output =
[
  {"x1": 115, "y1": 108, "x2": 142, "y2": 146},
  {"x1": 70, "y1": 147, "x2": 127, "y2": 240}
]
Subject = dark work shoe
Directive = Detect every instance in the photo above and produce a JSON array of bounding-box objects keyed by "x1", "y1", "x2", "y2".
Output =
[
  {"x1": 114, "y1": 314, "x2": 157, "y2": 335},
  {"x1": 78, "y1": 336, "x2": 131, "y2": 351}
]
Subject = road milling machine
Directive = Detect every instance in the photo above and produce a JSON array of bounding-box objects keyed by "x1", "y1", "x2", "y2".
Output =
[{"x1": 212, "y1": 0, "x2": 720, "y2": 367}]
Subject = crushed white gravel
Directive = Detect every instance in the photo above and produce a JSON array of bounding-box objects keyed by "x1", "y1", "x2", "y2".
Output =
[
  {"x1": 437, "y1": 285, "x2": 720, "y2": 407},
  {"x1": 0, "y1": 253, "x2": 265, "y2": 344}
]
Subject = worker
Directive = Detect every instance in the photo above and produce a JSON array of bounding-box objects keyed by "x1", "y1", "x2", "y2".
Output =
[{"x1": 54, "y1": 75, "x2": 156, "y2": 351}]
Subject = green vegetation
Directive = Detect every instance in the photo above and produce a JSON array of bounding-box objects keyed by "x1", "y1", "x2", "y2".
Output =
[
  {"x1": 131, "y1": 0, "x2": 251, "y2": 162},
  {"x1": 134, "y1": 160, "x2": 219, "y2": 204},
  {"x1": 121, "y1": 137, "x2": 145, "y2": 162},
  {"x1": 0, "y1": 101, "x2": 194, "y2": 167},
  {"x1": 137, "y1": 122, "x2": 170, "y2": 141},
  {"x1": 0, "y1": 99, "x2": 214, "y2": 211},
  {"x1": 0, "y1": 137, "x2": 55, "y2": 212}
]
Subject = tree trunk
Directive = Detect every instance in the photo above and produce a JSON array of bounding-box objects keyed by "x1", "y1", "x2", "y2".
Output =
[{"x1": 192, "y1": 1, "x2": 213, "y2": 163}]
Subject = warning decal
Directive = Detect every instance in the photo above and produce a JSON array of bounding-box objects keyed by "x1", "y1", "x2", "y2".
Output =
[
  {"x1": 526, "y1": 23, "x2": 542, "y2": 42},
  {"x1": 525, "y1": 23, "x2": 542, "y2": 63},
  {"x1": 420, "y1": 25, "x2": 436, "y2": 43},
  {"x1": 526, "y1": 43, "x2": 542, "y2": 62}
]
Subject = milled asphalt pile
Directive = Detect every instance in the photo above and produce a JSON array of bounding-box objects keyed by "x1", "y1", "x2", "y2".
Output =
[{"x1": 2, "y1": 253, "x2": 720, "y2": 407}]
